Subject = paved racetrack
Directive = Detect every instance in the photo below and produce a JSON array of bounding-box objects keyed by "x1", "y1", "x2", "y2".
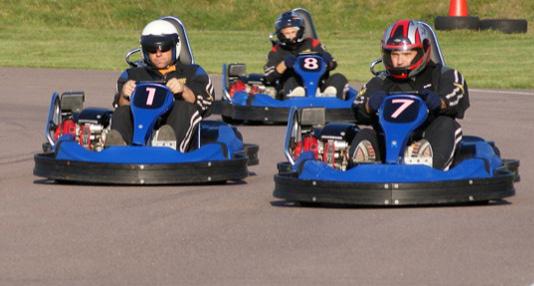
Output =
[{"x1": 1, "y1": 67, "x2": 533, "y2": 285}]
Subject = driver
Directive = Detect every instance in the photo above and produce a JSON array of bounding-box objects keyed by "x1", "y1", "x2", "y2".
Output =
[
  {"x1": 352, "y1": 19, "x2": 470, "y2": 170},
  {"x1": 107, "y1": 19, "x2": 214, "y2": 152},
  {"x1": 263, "y1": 10, "x2": 348, "y2": 98}
]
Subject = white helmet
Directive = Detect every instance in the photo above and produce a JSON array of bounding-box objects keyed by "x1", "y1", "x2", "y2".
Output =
[{"x1": 140, "y1": 19, "x2": 181, "y2": 66}]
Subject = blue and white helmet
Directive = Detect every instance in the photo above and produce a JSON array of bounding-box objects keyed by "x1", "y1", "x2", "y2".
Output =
[
  {"x1": 140, "y1": 19, "x2": 181, "y2": 66},
  {"x1": 275, "y1": 11, "x2": 305, "y2": 47}
]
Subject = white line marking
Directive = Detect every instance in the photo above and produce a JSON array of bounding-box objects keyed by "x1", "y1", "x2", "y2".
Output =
[{"x1": 470, "y1": 88, "x2": 534, "y2": 96}]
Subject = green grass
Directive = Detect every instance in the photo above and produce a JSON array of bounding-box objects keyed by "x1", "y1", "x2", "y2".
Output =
[{"x1": 1, "y1": 0, "x2": 533, "y2": 88}]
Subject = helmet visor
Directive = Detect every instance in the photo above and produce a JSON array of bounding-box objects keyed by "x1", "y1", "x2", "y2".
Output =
[{"x1": 141, "y1": 35, "x2": 177, "y2": 53}]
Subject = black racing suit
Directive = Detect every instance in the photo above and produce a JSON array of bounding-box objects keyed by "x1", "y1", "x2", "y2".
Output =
[
  {"x1": 353, "y1": 61, "x2": 470, "y2": 170},
  {"x1": 263, "y1": 37, "x2": 347, "y2": 98},
  {"x1": 112, "y1": 62, "x2": 214, "y2": 152}
]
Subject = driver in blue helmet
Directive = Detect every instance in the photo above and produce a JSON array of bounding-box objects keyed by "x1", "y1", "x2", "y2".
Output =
[
  {"x1": 107, "y1": 19, "x2": 214, "y2": 152},
  {"x1": 351, "y1": 19, "x2": 470, "y2": 170},
  {"x1": 263, "y1": 10, "x2": 348, "y2": 99}
]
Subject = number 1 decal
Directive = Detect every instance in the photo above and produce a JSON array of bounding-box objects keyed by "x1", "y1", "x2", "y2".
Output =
[
  {"x1": 390, "y1": 99, "x2": 414, "y2": 118},
  {"x1": 145, "y1": 87, "x2": 156, "y2": 106}
]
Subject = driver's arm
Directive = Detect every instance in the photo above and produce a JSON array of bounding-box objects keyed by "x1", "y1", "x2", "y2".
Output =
[
  {"x1": 117, "y1": 80, "x2": 136, "y2": 106},
  {"x1": 264, "y1": 48, "x2": 285, "y2": 85},
  {"x1": 166, "y1": 78, "x2": 195, "y2": 104},
  {"x1": 352, "y1": 77, "x2": 384, "y2": 124},
  {"x1": 275, "y1": 61, "x2": 287, "y2": 75},
  {"x1": 174, "y1": 66, "x2": 215, "y2": 117},
  {"x1": 115, "y1": 70, "x2": 136, "y2": 107},
  {"x1": 437, "y1": 68, "x2": 470, "y2": 118},
  {"x1": 310, "y1": 39, "x2": 337, "y2": 71}
]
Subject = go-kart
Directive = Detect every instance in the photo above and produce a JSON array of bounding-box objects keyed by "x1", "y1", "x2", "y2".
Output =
[
  {"x1": 33, "y1": 16, "x2": 259, "y2": 185},
  {"x1": 34, "y1": 82, "x2": 258, "y2": 185},
  {"x1": 217, "y1": 8, "x2": 357, "y2": 124},
  {"x1": 273, "y1": 93, "x2": 519, "y2": 206},
  {"x1": 274, "y1": 20, "x2": 519, "y2": 206}
]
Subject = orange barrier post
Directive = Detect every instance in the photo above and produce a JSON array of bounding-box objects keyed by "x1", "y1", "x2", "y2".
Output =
[{"x1": 448, "y1": 0, "x2": 469, "y2": 17}]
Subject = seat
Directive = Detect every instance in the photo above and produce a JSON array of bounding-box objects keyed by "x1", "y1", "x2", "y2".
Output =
[
  {"x1": 417, "y1": 21, "x2": 446, "y2": 65},
  {"x1": 292, "y1": 8, "x2": 319, "y2": 40},
  {"x1": 160, "y1": 16, "x2": 195, "y2": 65}
]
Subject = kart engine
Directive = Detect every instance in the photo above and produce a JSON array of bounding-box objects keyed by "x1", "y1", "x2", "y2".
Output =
[
  {"x1": 292, "y1": 123, "x2": 358, "y2": 171},
  {"x1": 54, "y1": 108, "x2": 112, "y2": 151},
  {"x1": 227, "y1": 64, "x2": 276, "y2": 98},
  {"x1": 229, "y1": 79, "x2": 276, "y2": 99}
]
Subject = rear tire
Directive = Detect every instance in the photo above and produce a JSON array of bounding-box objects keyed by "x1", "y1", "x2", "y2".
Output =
[
  {"x1": 479, "y1": 19, "x2": 528, "y2": 34},
  {"x1": 435, "y1": 16, "x2": 479, "y2": 31}
]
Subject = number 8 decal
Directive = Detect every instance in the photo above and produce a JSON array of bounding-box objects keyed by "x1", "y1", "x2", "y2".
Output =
[{"x1": 303, "y1": 57, "x2": 319, "y2": 70}]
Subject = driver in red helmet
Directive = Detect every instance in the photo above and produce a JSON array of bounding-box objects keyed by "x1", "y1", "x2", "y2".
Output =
[
  {"x1": 352, "y1": 19, "x2": 470, "y2": 170},
  {"x1": 263, "y1": 10, "x2": 348, "y2": 99}
]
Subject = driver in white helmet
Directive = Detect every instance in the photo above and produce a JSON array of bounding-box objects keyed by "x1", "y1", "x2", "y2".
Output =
[
  {"x1": 352, "y1": 19, "x2": 470, "y2": 170},
  {"x1": 107, "y1": 19, "x2": 214, "y2": 152}
]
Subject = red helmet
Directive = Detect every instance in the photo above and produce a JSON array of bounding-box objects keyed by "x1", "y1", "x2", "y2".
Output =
[{"x1": 381, "y1": 20, "x2": 432, "y2": 80}]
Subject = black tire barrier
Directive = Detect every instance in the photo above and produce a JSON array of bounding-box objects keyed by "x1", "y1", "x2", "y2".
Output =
[
  {"x1": 435, "y1": 16, "x2": 480, "y2": 31},
  {"x1": 479, "y1": 19, "x2": 528, "y2": 34}
]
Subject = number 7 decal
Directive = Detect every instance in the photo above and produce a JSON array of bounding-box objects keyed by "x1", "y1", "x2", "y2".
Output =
[
  {"x1": 390, "y1": 99, "x2": 414, "y2": 118},
  {"x1": 145, "y1": 87, "x2": 156, "y2": 106}
]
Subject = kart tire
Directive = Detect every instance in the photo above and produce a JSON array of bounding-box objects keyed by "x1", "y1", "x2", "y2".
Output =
[
  {"x1": 298, "y1": 201, "x2": 319, "y2": 207},
  {"x1": 244, "y1": 143, "x2": 259, "y2": 166},
  {"x1": 434, "y1": 16, "x2": 479, "y2": 31},
  {"x1": 479, "y1": 19, "x2": 528, "y2": 34}
]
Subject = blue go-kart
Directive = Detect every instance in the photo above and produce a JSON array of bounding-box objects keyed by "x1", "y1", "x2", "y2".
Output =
[
  {"x1": 273, "y1": 94, "x2": 519, "y2": 206},
  {"x1": 274, "y1": 20, "x2": 519, "y2": 206},
  {"x1": 33, "y1": 16, "x2": 258, "y2": 185},
  {"x1": 34, "y1": 82, "x2": 258, "y2": 185},
  {"x1": 218, "y1": 8, "x2": 357, "y2": 124}
]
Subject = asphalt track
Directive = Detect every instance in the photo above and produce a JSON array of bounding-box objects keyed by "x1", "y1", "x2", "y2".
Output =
[{"x1": 1, "y1": 67, "x2": 533, "y2": 285}]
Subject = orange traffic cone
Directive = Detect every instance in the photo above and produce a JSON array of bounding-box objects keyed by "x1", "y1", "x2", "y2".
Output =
[{"x1": 448, "y1": 0, "x2": 469, "y2": 17}]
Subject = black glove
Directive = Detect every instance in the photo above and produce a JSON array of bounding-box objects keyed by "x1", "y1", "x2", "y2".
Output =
[
  {"x1": 320, "y1": 52, "x2": 333, "y2": 64},
  {"x1": 367, "y1": 90, "x2": 387, "y2": 112},
  {"x1": 283, "y1": 55, "x2": 296, "y2": 68},
  {"x1": 419, "y1": 89, "x2": 442, "y2": 111}
]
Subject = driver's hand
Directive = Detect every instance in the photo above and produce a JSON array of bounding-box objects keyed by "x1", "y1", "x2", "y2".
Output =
[
  {"x1": 166, "y1": 78, "x2": 184, "y2": 94},
  {"x1": 367, "y1": 90, "x2": 387, "y2": 112},
  {"x1": 419, "y1": 89, "x2": 443, "y2": 111},
  {"x1": 121, "y1": 80, "x2": 136, "y2": 98},
  {"x1": 320, "y1": 52, "x2": 333, "y2": 64},
  {"x1": 283, "y1": 55, "x2": 297, "y2": 68}
]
